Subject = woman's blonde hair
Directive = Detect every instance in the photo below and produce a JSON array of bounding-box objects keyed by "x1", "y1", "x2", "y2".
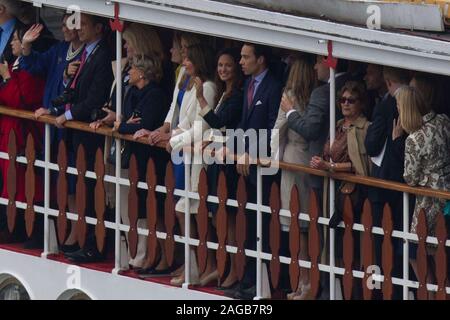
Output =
[
  {"x1": 396, "y1": 86, "x2": 431, "y2": 134},
  {"x1": 284, "y1": 54, "x2": 316, "y2": 111},
  {"x1": 123, "y1": 23, "x2": 164, "y2": 61}
]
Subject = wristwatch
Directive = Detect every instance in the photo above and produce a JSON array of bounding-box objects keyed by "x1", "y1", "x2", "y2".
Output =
[{"x1": 329, "y1": 162, "x2": 336, "y2": 172}]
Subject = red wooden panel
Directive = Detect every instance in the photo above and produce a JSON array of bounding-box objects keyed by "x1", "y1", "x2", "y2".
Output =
[
  {"x1": 308, "y1": 189, "x2": 321, "y2": 298},
  {"x1": 416, "y1": 208, "x2": 428, "y2": 300},
  {"x1": 75, "y1": 144, "x2": 87, "y2": 248},
  {"x1": 435, "y1": 213, "x2": 448, "y2": 300},
  {"x1": 145, "y1": 158, "x2": 158, "y2": 268},
  {"x1": 235, "y1": 175, "x2": 247, "y2": 281},
  {"x1": 164, "y1": 162, "x2": 176, "y2": 266},
  {"x1": 342, "y1": 195, "x2": 354, "y2": 300},
  {"x1": 361, "y1": 199, "x2": 373, "y2": 300},
  {"x1": 128, "y1": 154, "x2": 139, "y2": 259},
  {"x1": 289, "y1": 185, "x2": 300, "y2": 292},
  {"x1": 94, "y1": 148, "x2": 106, "y2": 253},
  {"x1": 216, "y1": 171, "x2": 228, "y2": 279},
  {"x1": 269, "y1": 182, "x2": 281, "y2": 289},
  {"x1": 7, "y1": 130, "x2": 17, "y2": 233},
  {"x1": 24, "y1": 134, "x2": 36, "y2": 238},
  {"x1": 197, "y1": 169, "x2": 209, "y2": 274},
  {"x1": 56, "y1": 140, "x2": 68, "y2": 244},
  {"x1": 381, "y1": 203, "x2": 394, "y2": 300}
]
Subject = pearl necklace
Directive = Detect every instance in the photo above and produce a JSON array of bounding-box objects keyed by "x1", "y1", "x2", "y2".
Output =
[{"x1": 66, "y1": 43, "x2": 84, "y2": 62}]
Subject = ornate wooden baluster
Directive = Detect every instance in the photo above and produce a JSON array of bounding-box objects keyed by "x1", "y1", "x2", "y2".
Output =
[
  {"x1": 308, "y1": 189, "x2": 321, "y2": 298},
  {"x1": 146, "y1": 158, "x2": 158, "y2": 268},
  {"x1": 24, "y1": 134, "x2": 36, "y2": 238},
  {"x1": 269, "y1": 182, "x2": 281, "y2": 289},
  {"x1": 381, "y1": 203, "x2": 394, "y2": 300},
  {"x1": 128, "y1": 154, "x2": 139, "y2": 259},
  {"x1": 361, "y1": 199, "x2": 373, "y2": 300},
  {"x1": 216, "y1": 171, "x2": 228, "y2": 279},
  {"x1": 6, "y1": 130, "x2": 17, "y2": 233},
  {"x1": 164, "y1": 162, "x2": 176, "y2": 266},
  {"x1": 289, "y1": 185, "x2": 300, "y2": 292},
  {"x1": 56, "y1": 140, "x2": 68, "y2": 244},
  {"x1": 75, "y1": 144, "x2": 87, "y2": 248},
  {"x1": 94, "y1": 148, "x2": 106, "y2": 253},
  {"x1": 197, "y1": 169, "x2": 209, "y2": 274},
  {"x1": 416, "y1": 208, "x2": 428, "y2": 300},
  {"x1": 342, "y1": 195, "x2": 354, "y2": 300},
  {"x1": 235, "y1": 175, "x2": 247, "y2": 281},
  {"x1": 435, "y1": 213, "x2": 448, "y2": 300}
]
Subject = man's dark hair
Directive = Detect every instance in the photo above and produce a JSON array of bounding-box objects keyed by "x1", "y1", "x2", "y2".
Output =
[
  {"x1": 244, "y1": 42, "x2": 272, "y2": 67},
  {"x1": 336, "y1": 58, "x2": 349, "y2": 74}
]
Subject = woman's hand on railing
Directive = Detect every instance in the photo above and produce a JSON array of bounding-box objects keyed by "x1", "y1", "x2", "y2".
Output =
[
  {"x1": 133, "y1": 129, "x2": 151, "y2": 140},
  {"x1": 89, "y1": 120, "x2": 102, "y2": 130},
  {"x1": 150, "y1": 130, "x2": 171, "y2": 145},
  {"x1": 34, "y1": 107, "x2": 50, "y2": 119},
  {"x1": 310, "y1": 155, "x2": 329, "y2": 171}
]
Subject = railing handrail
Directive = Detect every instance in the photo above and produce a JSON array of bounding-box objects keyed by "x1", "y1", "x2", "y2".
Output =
[{"x1": 1, "y1": 105, "x2": 450, "y2": 200}]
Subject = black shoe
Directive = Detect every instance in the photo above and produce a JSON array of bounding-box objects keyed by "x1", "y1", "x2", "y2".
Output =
[
  {"x1": 23, "y1": 237, "x2": 44, "y2": 250},
  {"x1": 138, "y1": 266, "x2": 176, "y2": 278},
  {"x1": 64, "y1": 247, "x2": 104, "y2": 263},
  {"x1": 59, "y1": 244, "x2": 80, "y2": 254},
  {"x1": 223, "y1": 282, "x2": 243, "y2": 298},
  {"x1": 234, "y1": 285, "x2": 256, "y2": 300}
]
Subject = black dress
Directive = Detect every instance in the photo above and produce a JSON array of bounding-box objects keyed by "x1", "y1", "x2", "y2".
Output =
[
  {"x1": 118, "y1": 82, "x2": 170, "y2": 218},
  {"x1": 201, "y1": 88, "x2": 243, "y2": 214}
]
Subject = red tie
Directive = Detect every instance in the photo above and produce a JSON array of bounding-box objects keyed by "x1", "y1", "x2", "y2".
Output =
[
  {"x1": 70, "y1": 48, "x2": 87, "y2": 89},
  {"x1": 65, "y1": 49, "x2": 87, "y2": 111},
  {"x1": 247, "y1": 78, "x2": 255, "y2": 108}
]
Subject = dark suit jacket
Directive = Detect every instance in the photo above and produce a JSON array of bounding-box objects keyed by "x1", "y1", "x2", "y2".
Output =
[
  {"x1": 286, "y1": 73, "x2": 349, "y2": 188},
  {"x1": 68, "y1": 39, "x2": 114, "y2": 167},
  {"x1": 365, "y1": 93, "x2": 405, "y2": 202},
  {"x1": 238, "y1": 71, "x2": 282, "y2": 186}
]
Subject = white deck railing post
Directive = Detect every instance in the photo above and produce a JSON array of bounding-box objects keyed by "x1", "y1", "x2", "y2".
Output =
[
  {"x1": 41, "y1": 123, "x2": 51, "y2": 258},
  {"x1": 183, "y1": 151, "x2": 192, "y2": 288},
  {"x1": 403, "y1": 192, "x2": 410, "y2": 300},
  {"x1": 255, "y1": 165, "x2": 263, "y2": 299},
  {"x1": 113, "y1": 27, "x2": 123, "y2": 274},
  {"x1": 329, "y1": 65, "x2": 336, "y2": 300}
]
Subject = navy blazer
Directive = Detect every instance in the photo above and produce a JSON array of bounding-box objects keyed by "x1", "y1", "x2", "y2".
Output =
[
  {"x1": 365, "y1": 93, "x2": 405, "y2": 202},
  {"x1": 237, "y1": 71, "x2": 282, "y2": 186},
  {"x1": 238, "y1": 71, "x2": 282, "y2": 152}
]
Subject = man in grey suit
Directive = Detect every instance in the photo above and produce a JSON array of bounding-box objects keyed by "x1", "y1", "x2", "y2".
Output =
[{"x1": 280, "y1": 55, "x2": 349, "y2": 189}]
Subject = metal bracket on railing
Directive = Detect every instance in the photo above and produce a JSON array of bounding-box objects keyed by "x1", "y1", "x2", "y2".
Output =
[
  {"x1": 109, "y1": 2, "x2": 124, "y2": 32},
  {"x1": 324, "y1": 40, "x2": 337, "y2": 70}
]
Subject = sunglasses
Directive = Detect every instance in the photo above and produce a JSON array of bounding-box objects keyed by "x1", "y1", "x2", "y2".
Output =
[{"x1": 339, "y1": 97, "x2": 358, "y2": 105}]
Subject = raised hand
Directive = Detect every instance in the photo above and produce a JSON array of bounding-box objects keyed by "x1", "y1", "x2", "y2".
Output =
[
  {"x1": 194, "y1": 76, "x2": 204, "y2": 99},
  {"x1": 22, "y1": 24, "x2": 44, "y2": 45}
]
